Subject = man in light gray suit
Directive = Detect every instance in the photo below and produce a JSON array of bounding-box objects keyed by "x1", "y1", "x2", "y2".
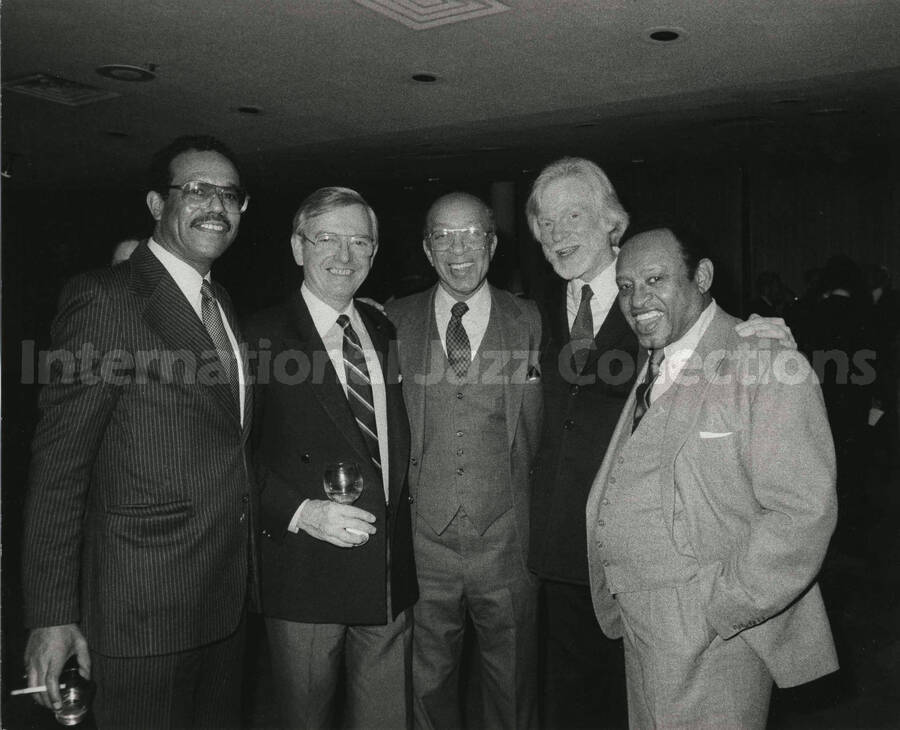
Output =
[
  {"x1": 386, "y1": 192, "x2": 542, "y2": 729},
  {"x1": 586, "y1": 226, "x2": 839, "y2": 728}
]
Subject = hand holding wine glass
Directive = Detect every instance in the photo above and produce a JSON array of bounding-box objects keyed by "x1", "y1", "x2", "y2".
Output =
[{"x1": 293, "y1": 463, "x2": 376, "y2": 547}]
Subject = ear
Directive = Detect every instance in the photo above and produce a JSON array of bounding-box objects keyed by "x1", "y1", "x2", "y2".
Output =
[
  {"x1": 422, "y1": 239, "x2": 435, "y2": 268},
  {"x1": 146, "y1": 191, "x2": 164, "y2": 221},
  {"x1": 488, "y1": 234, "x2": 498, "y2": 261},
  {"x1": 290, "y1": 233, "x2": 305, "y2": 267},
  {"x1": 695, "y1": 258, "x2": 714, "y2": 294}
]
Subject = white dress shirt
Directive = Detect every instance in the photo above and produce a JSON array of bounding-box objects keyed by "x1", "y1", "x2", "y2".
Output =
[
  {"x1": 147, "y1": 238, "x2": 245, "y2": 425},
  {"x1": 566, "y1": 254, "x2": 619, "y2": 336},
  {"x1": 433, "y1": 280, "x2": 492, "y2": 358}
]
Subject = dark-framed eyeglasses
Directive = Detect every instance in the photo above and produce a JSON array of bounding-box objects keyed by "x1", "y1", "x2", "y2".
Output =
[
  {"x1": 168, "y1": 181, "x2": 249, "y2": 214},
  {"x1": 300, "y1": 231, "x2": 376, "y2": 253},
  {"x1": 426, "y1": 227, "x2": 493, "y2": 252}
]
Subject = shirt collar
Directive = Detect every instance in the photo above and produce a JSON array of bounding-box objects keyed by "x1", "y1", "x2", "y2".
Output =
[
  {"x1": 301, "y1": 282, "x2": 358, "y2": 341},
  {"x1": 567, "y1": 254, "x2": 617, "y2": 304},
  {"x1": 147, "y1": 237, "x2": 210, "y2": 313},
  {"x1": 662, "y1": 299, "x2": 718, "y2": 362},
  {"x1": 434, "y1": 279, "x2": 491, "y2": 319}
]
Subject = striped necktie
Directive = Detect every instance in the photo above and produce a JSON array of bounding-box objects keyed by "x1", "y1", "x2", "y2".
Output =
[
  {"x1": 200, "y1": 280, "x2": 240, "y2": 413},
  {"x1": 337, "y1": 314, "x2": 381, "y2": 474},
  {"x1": 446, "y1": 301, "x2": 471, "y2": 378},
  {"x1": 632, "y1": 349, "x2": 665, "y2": 433}
]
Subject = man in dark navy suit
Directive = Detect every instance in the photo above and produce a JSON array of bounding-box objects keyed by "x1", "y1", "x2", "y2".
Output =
[
  {"x1": 246, "y1": 187, "x2": 417, "y2": 729},
  {"x1": 22, "y1": 136, "x2": 254, "y2": 728}
]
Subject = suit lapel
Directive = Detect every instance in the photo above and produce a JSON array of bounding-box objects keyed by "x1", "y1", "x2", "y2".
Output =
[
  {"x1": 130, "y1": 244, "x2": 240, "y2": 426},
  {"x1": 286, "y1": 292, "x2": 373, "y2": 470},
  {"x1": 491, "y1": 288, "x2": 529, "y2": 449},
  {"x1": 402, "y1": 287, "x2": 438, "y2": 464}
]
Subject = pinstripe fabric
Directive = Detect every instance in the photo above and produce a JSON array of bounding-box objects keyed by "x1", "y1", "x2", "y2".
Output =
[
  {"x1": 91, "y1": 616, "x2": 246, "y2": 730},
  {"x1": 22, "y1": 242, "x2": 253, "y2": 658}
]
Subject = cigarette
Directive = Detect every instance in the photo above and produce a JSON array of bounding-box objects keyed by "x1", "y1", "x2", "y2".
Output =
[{"x1": 9, "y1": 684, "x2": 66, "y2": 696}]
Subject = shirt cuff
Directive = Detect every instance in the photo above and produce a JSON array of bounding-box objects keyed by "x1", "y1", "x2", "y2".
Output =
[{"x1": 287, "y1": 499, "x2": 310, "y2": 534}]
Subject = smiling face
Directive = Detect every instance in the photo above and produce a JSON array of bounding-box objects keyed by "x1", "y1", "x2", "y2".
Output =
[
  {"x1": 423, "y1": 193, "x2": 497, "y2": 301},
  {"x1": 292, "y1": 203, "x2": 377, "y2": 311},
  {"x1": 615, "y1": 228, "x2": 713, "y2": 350},
  {"x1": 533, "y1": 175, "x2": 616, "y2": 282},
  {"x1": 146, "y1": 150, "x2": 242, "y2": 275}
]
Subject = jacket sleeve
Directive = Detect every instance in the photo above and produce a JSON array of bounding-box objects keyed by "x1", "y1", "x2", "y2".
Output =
[
  {"x1": 22, "y1": 274, "x2": 123, "y2": 628},
  {"x1": 706, "y1": 350, "x2": 838, "y2": 639}
]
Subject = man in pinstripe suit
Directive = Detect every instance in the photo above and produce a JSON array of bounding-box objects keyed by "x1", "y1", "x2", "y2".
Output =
[{"x1": 22, "y1": 136, "x2": 254, "y2": 728}]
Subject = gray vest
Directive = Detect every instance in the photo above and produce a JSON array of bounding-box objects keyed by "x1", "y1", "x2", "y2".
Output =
[
  {"x1": 417, "y1": 307, "x2": 512, "y2": 535},
  {"x1": 594, "y1": 394, "x2": 698, "y2": 594}
]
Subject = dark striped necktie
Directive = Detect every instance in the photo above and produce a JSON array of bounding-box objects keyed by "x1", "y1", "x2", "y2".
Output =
[
  {"x1": 632, "y1": 349, "x2": 665, "y2": 433},
  {"x1": 200, "y1": 280, "x2": 240, "y2": 413},
  {"x1": 337, "y1": 314, "x2": 382, "y2": 475},
  {"x1": 570, "y1": 283, "x2": 594, "y2": 374},
  {"x1": 446, "y1": 301, "x2": 471, "y2": 378}
]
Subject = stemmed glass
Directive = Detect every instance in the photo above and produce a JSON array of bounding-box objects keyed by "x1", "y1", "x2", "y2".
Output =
[{"x1": 323, "y1": 462, "x2": 368, "y2": 540}]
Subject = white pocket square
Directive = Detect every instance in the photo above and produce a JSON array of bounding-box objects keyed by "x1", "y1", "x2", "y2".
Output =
[{"x1": 699, "y1": 431, "x2": 733, "y2": 439}]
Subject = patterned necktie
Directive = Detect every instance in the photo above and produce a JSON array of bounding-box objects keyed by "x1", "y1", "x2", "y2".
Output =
[
  {"x1": 446, "y1": 301, "x2": 471, "y2": 378},
  {"x1": 570, "y1": 284, "x2": 594, "y2": 374},
  {"x1": 200, "y1": 280, "x2": 240, "y2": 412},
  {"x1": 337, "y1": 314, "x2": 381, "y2": 474},
  {"x1": 632, "y1": 349, "x2": 665, "y2": 433}
]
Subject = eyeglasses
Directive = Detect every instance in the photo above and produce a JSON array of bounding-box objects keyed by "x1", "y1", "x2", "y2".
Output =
[
  {"x1": 168, "y1": 181, "x2": 249, "y2": 214},
  {"x1": 426, "y1": 227, "x2": 493, "y2": 252},
  {"x1": 300, "y1": 231, "x2": 376, "y2": 253}
]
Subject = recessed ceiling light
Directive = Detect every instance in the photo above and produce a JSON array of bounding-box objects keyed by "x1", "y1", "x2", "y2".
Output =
[
  {"x1": 237, "y1": 105, "x2": 263, "y2": 115},
  {"x1": 96, "y1": 64, "x2": 156, "y2": 82},
  {"x1": 644, "y1": 27, "x2": 686, "y2": 44},
  {"x1": 412, "y1": 73, "x2": 439, "y2": 83}
]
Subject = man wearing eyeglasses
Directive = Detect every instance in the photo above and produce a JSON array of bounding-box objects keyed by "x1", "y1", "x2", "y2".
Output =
[
  {"x1": 245, "y1": 187, "x2": 417, "y2": 729},
  {"x1": 22, "y1": 135, "x2": 254, "y2": 728},
  {"x1": 385, "y1": 192, "x2": 543, "y2": 730}
]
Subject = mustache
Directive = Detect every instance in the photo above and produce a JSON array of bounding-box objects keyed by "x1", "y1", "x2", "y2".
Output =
[{"x1": 192, "y1": 213, "x2": 232, "y2": 231}]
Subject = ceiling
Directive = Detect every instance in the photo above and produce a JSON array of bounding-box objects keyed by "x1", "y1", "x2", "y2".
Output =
[{"x1": 3, "y1": 0, "x2": 900, "y2": 191}]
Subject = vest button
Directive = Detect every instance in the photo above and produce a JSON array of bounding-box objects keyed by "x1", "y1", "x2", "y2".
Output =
[
  {"x1": 597, "y1": 519, "x2": 605, "y2": 527},
  {"x1": 456, "y1": 467, "x2": 464, "y2": 476},
  {"x1": 456, "y1": 430, "x2": 464, "y2": 437},
  {"x1": 601, "y1": 498, "x2": 610, "y2": 506},
  {"x1": 410, "y1": 457, "x2": 418, "y2": 465},
  {"x1": 597, "y1": 542, "x2": 604, "y2": 548},
  {"x1": 456, "y1": 392, "x2": 464, "y2": 399},
  {"x1": 617, "y1": 457, "x2": 624, "y2": 464},
  {"x1": 456, "y1": 448, "x2": 464, "y2": 456},
  {"x1": 563, "y1": 419, "x2": 575, "y2": 430},
  {"x1": 602, "y1": 560, "x2": 610, "y2": 567},
  {"x1": 301, "y1": 453, "x2": 311, "y2": 463},
  {"x1": 609, "y1": 476, "x2": 616, "y2": 485}
]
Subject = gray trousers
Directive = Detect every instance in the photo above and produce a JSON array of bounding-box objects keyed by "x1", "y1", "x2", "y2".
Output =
[
  {"x1": 616, "y1": 577, "x2": 772, "y2": 730},
  {"x1": 412, "y1": 507, "x2": 538, "y2": 730}
]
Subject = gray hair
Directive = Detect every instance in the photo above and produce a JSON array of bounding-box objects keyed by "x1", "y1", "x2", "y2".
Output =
[
  {"x1": 292, "y1": 187, "x2": 378, "y2": 243},
  {"x1": 525, "y1": 157, "x2": 629, "y2": 245}
]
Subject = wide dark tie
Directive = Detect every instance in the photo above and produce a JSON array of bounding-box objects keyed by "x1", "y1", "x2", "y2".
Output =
[
  {"x1": 632, "y1": 349, "x2": 665, "y2": 433},
  {"x1": 337, "y1": 314, "x2": 382, "y2": 475},
  {"x1": 446, "y1": 301, "x2": 471, "y2": 378},
  {"x1": 570, "y1": 283, "x2": 594, "y2": 374},
  {"x1": 200, "y1": 280, "x2": 240, "y2": 413}
]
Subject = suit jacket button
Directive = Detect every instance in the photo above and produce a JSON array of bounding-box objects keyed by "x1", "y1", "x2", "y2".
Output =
[
  {"x1": 408, "y1": 495, "x2": 414, "y2": 504},
  {"x1": 262, "y1": 529, "x2": 272, "y2": 539},
  {"x1": 301, "y1": 453, "x2": 311, "y2": 463},
  {"x1": 563, "y1": 419, "x2": 575, "y2": 430},
  {"x1": 569, "y1": 384, "x2": 580, "y2": 395},
  {"x1": 241, "y1": 494, "x2": 249, "y2": 503}
]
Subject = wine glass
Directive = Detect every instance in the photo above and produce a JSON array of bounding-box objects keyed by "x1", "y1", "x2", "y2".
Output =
[
  {"x1": 323, "y1": 462, "x2": 368, "y2": 541},
  {"x1": 323, "y1": 462, "x2": 364, "y2": 504}
]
